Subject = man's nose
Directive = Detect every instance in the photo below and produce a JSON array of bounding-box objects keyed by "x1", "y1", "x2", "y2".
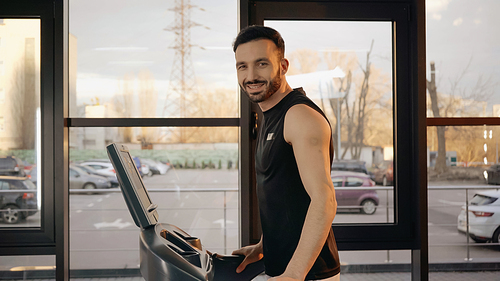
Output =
[{"x1": 246, "y1": 66, "x2": 258, "y2": 82}]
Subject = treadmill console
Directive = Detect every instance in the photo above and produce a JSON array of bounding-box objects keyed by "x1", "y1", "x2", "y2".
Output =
[{"x1": 106, "y1": 143, "x2": 264, "y2": 281}]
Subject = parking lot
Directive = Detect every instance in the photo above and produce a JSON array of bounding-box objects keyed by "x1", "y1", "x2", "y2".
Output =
[{"x1": 1, "y1": 169, "x2": 499, "y2": 270}]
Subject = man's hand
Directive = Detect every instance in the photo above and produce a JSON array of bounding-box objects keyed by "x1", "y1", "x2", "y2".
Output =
[{"x1": 231, "y1": 243, "x2": 264, "y2": 273}]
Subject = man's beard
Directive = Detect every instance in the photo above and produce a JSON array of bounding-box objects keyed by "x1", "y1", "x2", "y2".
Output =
[{"x1": 240, "y1": 70, "x2": 282, "y2": 103}]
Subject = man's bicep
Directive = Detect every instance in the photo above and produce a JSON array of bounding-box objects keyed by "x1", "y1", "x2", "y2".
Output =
[{"x1": 285, "y1": 105, "x2": 333, "y2": 197}]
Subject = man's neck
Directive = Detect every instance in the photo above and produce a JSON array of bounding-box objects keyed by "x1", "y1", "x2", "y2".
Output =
[{"x1": 258, "y1": 83, "x2": 293, "y2": 112}]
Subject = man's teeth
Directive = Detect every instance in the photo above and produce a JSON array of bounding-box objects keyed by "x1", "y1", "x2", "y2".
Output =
[{"x1": 248, "y1": 84, "x2": 263, "y2": 89}]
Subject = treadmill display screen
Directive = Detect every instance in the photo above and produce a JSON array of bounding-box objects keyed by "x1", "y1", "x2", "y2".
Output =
[{"x1": 107, "y1": 143, "x2": 158, "y2": 229}]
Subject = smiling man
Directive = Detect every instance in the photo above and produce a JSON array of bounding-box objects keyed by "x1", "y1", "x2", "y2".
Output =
[{"x1": 232, "y1": 26, "x2": 341, "y2": 281}]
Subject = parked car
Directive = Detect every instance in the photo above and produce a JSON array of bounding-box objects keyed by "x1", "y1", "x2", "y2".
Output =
[
  {"x1": 23, "y1": 160, "x2": 34, "y2": 175},
  {"x1": 27, "y1": 166, "x2": 37, "y2": 186},
  {"x1": 331, "y1": 171, "x2": 379, "y2": 215},
  {"x1": 76, "y1": 164, "x2": 119, "y2": 188},
  {"x1": 372, "y1": 160, "x2": 394, "y2": 186},
  {"x1": 69, "y1": 165, "x2": 111, "y2": 190},
  {"x1": 331, "y1": 160, "x2": 374, "y2": 180},
  {"x1": 332, "y1": 160, "x2": 368, "y2": 174},
  {"x1": 140, "y1": 158, "x2": 170, "y2": 175},
  {"x1": 78, "y1": 161, "x2": 116, "y2": 178},
  {"x1": 0, "y1": 176, "x2": 38, "y2": 224},
  {"x1": 457, "y1": 190, "x2": 500, "y2": 243},
  {"x1": 485, "y1": 164, "x2": 500, "y2": 185},
  {"x1": 0, "y1": 156, "x2": 26, "y2": 177}
]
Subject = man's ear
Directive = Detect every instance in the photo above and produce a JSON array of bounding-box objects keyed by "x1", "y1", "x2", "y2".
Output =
[{"x1": 280, "y1": 58, "x2": 290, "y2": 75}]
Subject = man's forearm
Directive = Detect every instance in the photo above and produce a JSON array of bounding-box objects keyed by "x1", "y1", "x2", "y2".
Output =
[{"x1": 282, "y1": 189, "x2": 336, "y2": 280}]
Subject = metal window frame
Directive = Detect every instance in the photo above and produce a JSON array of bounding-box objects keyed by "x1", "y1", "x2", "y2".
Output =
[
  {"x1": 242, "y1": 0, "x2": 422, "y2": 249},
  {"x1": 240, "y1": 1, "x2": 428, "y2": 279},
  {"x1": 0, "y1": 0, "x2": 57, "y2": 254}
]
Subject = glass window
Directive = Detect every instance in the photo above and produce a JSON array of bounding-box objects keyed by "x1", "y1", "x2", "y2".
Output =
[
  {"x1": 0, "y1": 255, "x2": 55, "y2": 279},
  {"x1": 69, "y1": 0, "x2": 239, "y2": 118},
  {"x1": 332, "y1": 177, "x2": 343, "y2": 187},
  {"x1": 0, "y1": 180, "x2": 8, "y2": 190},
  {"x1": 69, "y1": 126, "x2": 239, "y2": 270},
  {"x1": 470, "y1": 194, "x2": 497, "y2": 206},
  {"x1": 265, "y1": 20, "x2": 394, "y2": 224},
  {"x1": 427, "y1": 125, "x2": 500, "y2": 264},
  {"x1": 426, "y1": 0, "x2": 500, "y2": 117},
  {"x1": 0, "y1": 19, "x2": 41, "y2": 228},
  {"x1": 345, "y1": 177, "x2": 364, "y2": 187}
]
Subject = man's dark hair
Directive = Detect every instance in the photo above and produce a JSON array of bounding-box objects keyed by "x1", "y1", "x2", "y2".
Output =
[{"x1": 233, "y1": 25, "x2": 285, "y2": 59}]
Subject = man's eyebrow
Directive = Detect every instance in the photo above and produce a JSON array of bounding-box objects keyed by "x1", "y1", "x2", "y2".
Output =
[{"x1": 255, "y1": 57, "x2": 271, "y2": 63}]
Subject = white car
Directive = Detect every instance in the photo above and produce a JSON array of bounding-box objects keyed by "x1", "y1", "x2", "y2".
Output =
[
  {"x1": 457, "y1": 190, "x2": 500, "y2": 243},
  {"x1": 141, "y1": 158, "x2": 170, "y2": 175},
  {"x1": 79, "y1": 161, "x2": 116, "y2": 178}
]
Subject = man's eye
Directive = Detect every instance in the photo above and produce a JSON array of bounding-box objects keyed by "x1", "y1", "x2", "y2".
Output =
[
  {"x1": 237, "y1": 65, "x2": 246, "y2": 70},
  {"x1": 258, "y1": 62, "x2": 268, "y2": 67}
]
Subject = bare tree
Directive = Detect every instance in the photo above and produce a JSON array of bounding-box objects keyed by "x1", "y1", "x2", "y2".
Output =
[
  {"x1": 324, "y1": 49, "x2": 357, "y2": 158},
  {"x1": 427, "y1": 59, "x2": 495, "y2": 173},
  {"x1": 427, "y1": 62, "x2": 447, "y2": 173},
  {"x1": 290, "y1": 41, "x2": 390, "y2": 160},
  {"x1": 336, "y1": 40, "x2": 387, "y2": 160}
]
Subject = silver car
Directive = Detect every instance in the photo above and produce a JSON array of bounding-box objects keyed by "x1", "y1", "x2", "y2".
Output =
[{"x1": 69, "y1": 165, "x2": 111, "y2": 190}]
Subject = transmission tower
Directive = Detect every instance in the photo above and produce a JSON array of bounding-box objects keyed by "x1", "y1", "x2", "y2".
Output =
[
  {"x1": 163, "y1": 0, "x2": 202, "y2": 117},
  {"x1": 162, "y1": 0, "x2": 205, "y2": 142}
]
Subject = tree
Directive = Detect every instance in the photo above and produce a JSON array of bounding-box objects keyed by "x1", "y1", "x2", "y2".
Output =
[
  {"x1": 288, "y1": 41, "x2": 392, "y2": 160},
  {"x1": 427, "y1": 61, "x2": 447, "y2": 173},
  {"x1": 427, "y1": 59, "x2": 495, "y2": 173},
  {"x1": 325, "y1": 40, "x2": 390, "y2": 160},
  {"x1": 323, "y1": 49, "x2": 357, "y2": 158}
]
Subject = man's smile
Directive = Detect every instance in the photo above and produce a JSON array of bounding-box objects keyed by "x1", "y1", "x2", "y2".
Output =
[{"x1": 245, "y1": 81, "x2": 267, "y2": 93}]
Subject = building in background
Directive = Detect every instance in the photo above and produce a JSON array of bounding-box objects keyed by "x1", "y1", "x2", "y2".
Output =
[{"x1": 0, "y1": 19, "x2": 40, "y2": 151}]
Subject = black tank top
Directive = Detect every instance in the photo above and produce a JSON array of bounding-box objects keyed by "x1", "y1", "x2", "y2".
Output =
[{"x1": 255, "y1": 89, "x2": 340, "y2": 279}]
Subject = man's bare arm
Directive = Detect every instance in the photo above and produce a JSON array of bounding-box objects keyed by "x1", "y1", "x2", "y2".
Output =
[{"x1": 275, "y1": 104, "x2": 337, "y2": 281}]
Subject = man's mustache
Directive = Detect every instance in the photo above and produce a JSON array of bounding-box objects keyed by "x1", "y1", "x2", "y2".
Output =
[{"x1": 244, "y1": 80, "x2": 267, "y2": 87}]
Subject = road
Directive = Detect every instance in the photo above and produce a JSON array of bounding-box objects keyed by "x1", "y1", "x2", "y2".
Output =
[{"x1": 1, "y1": 171, "x2": 499, "y2": 270}]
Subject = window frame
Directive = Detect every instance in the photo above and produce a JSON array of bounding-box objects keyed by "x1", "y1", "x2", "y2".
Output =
[
  {"x1": 240, "y1": 0, "x2": 426, "y2": 252},
  {"x1": 0, "y1": 0, "x2": 57, "y2": 254}
]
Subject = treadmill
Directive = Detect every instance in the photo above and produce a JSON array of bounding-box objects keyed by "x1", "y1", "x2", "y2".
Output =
[{"x1": 106, "y1": 143, "x2": 264, "y2": 281}]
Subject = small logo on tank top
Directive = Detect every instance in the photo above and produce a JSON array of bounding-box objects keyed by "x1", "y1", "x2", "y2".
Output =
[{"x1": 266, "y1": 133, "x2": 275, "y2": 141}]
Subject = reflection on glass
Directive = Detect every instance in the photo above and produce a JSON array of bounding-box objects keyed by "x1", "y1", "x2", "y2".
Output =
[
  {"x1": 426, "y1": 0, "x2": 500, "y2": 117},
  {"x1": 0, "y1": 19, "x2": 41, "y2": 228},
  {"x1": 0, "y1": 255, "x2": 55, "y2": 276},
  {"x1": 265, "y1": 20, "x2": 394, "y2": 224},
  {"x1": 427, "y1": 126, "x2": 500, "y2": 264},
  {"x1": 69, "y1": 0, "x2": 239, "y2": 118},
  {"x1": 69, "y1": 127, "x2": 239, "y2": 270}
]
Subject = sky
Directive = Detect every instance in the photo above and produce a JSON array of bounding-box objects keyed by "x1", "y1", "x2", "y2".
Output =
[{"x1": 68, "y1": 0, "x2": 500, "y2": 116}]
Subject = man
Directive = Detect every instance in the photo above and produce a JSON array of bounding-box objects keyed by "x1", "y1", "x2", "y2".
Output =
[{"x1": 231, "y1": 26, "x2": 341, "y2": 281}]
